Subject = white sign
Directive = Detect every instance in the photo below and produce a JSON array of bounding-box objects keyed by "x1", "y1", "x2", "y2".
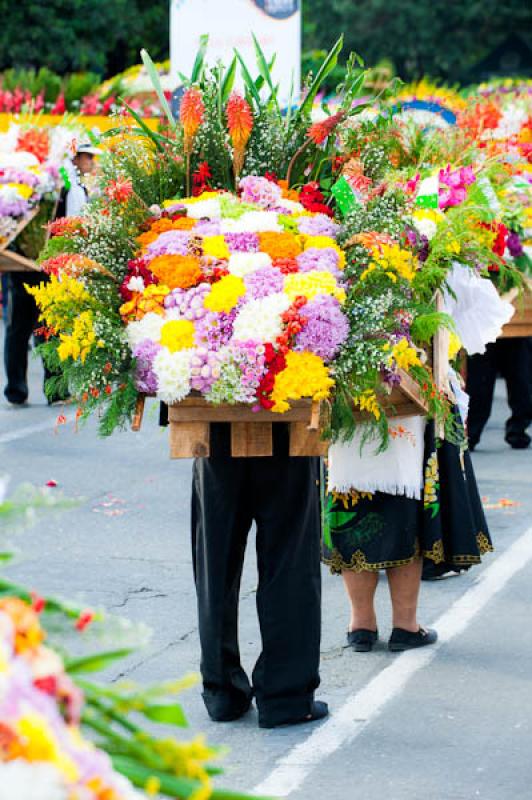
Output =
[{"x1": 170, "y1": 0, "x2": 301, "y2": 105}]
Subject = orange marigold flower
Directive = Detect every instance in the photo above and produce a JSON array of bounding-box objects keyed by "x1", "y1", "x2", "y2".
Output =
[
  {"x1": 170, "y1": 216, "x2": 197, "y2": 230},
  {"x1": 278, "y1": 180, "x2": 300, "y2": 201},
  {"x1": 226, "y1": 92, "x2": 253, "y2": 176},
  {"x1": 150, "y1": 218, "x2": 176, "y2": 234},
  {"x1": 307, "y1": 111, "x2": 345, "y2": 145},
  {"x1": 259, "y1": 232, "x2": 302, "y2": 260},
  {"x1": 180, "y1": 87, "x2": 205, "y2": 153},
  {"x1": 137, "y1": 230, "x2": 159, "y2": 248},
  {"x1": 149, "y1": 254, "x2": 203, "y2": 290}
]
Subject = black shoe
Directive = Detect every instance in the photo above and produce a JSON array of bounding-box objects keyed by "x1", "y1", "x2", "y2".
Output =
[
  {"x1": 505, "y1": 432, "x2": 531, "y2": 450},
  {"x1": 346, "y1": 628, "x2": 378, "y2": 652},
  {"x1": 388, "y1": 626, "x2": 438, "y2": 652},
  {"x1": 258, "y1": 700, "x2": 329, "y2": 729},
  {"x1": 203, "y1": 692, "x2": 252, "y2": 723}
]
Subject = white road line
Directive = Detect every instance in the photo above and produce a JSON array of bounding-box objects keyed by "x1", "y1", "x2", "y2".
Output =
[
  {"x1": 0, "y1": 411, "x2": 74, "y2": 444},
  {"x1": 253, "y1": 526, "x2": 532, "y2": 798}
]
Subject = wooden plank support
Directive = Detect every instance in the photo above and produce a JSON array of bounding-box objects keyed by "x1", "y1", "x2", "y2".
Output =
[
  {"x1": 230, "y1": 422, "x2": 273, "y2": 457},
  {"x1": 0, "y1": 250, "x2": 41, "y2": 273},
  {"x1": 169, "y1": 421, "x2": 210, "y2": 458},
  {"x1": 131, "y1": 395, "x2": 146, "y2": 432},
  {"x1": 289, "y1": 423, "x2": 328, "y2": 457}
]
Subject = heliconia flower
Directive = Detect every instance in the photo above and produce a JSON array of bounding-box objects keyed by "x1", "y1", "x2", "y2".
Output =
[
  {"x1": 105, "y1": 177, "x2": 133, "y2": 203},
  {"x1": 226, "y1": 93, "x2": 254, "y2": 176},
  {"x1": 180, "y1": 87, "x2": 205, "y2": 153},
  {"x1": 307, "y1": 111, "x2": 345, "y2": 145}
]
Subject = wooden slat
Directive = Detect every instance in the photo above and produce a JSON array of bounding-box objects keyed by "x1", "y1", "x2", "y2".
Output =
[
  {"x1": 0, "y1": 250, "x2": 41, "y2": 273},
  {"x1": 289, "y1": 423, "x2": 328, "y2": 457},
  {"x1": 432, "y1": 290, "x2": 450, "y2": 393},
  {"x1": 0, "y1": 208, "x2": 40, "y2": 254},
  {"x1": 169, "y1": 421, "x2": 210, "y2": 458},
  {"x1": 499, "y1": 284, "x2": 532, "y2": 339},
  {"x1": 231, "y1": 422, "x2": 273, "y2": 457},
  {"x1": 168, "y1": 398, "x2": 312, "y2": 423},
  {"x1": 131, "y1": 395, "x2": 146, "y2": 432}
]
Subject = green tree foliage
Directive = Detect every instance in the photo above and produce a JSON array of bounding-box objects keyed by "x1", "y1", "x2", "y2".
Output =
[
  {"x1": 0, "y1": 0, "x2": 169, "y2": 76},
  {"x1": 303, "y1": 0, "x2": 532, "y2": 82}
]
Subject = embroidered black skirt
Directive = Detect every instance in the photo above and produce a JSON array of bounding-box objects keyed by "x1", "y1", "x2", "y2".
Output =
[{"x1": 322, "y1": 423, "x2": 493, "y2": 575}]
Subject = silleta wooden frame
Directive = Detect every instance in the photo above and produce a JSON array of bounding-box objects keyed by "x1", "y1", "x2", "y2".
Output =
[{"x1": 0, "y1": 208, "x2": 42, "y2": 273}]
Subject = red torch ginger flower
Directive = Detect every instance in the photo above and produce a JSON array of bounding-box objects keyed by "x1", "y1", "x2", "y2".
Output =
[
  {"x1": 105, "y1": 177, "x2": 133, "y2": 203},
  {"x1": 226, "y1": 92, "x2": 254, "y2": 177},
  {"x1": 180, "y1": 87, "x2": 205, "y2": 153},
  {"x1": 307, "y1": 111, "x2": 345, "y2": 145}
]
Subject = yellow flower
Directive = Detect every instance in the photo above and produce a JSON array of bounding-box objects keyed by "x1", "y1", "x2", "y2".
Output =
[
  {"x1": 8, "y1": 182, "x2": 34, "y2": 199},
  {"x1": 202, "y1": 235, "x2": 230, "y2": 259},
  {"x1": 389, "y1": 337, "x2": 421, "y2": 371},
  {"x1": 145, "y1": 776, "x2": 161, "y2": 797},
  {"x1": 16, "y1": 713, "x2": 79, "y2": 782},
  {"x1": 353, "y1": 389, "x2": 381, "y2": 419},
  {"x1": 57, "y1": 311, "x2": 101, "y2": 363},
  {"x1": 284, "y1": 270, "x2": 345, "y2": 303},
  {"x1": 448, "y1": 331, "x2": 462, "y2": 359},
  {"x1": 160, "y1": 319, "x2": 196, "y2": 352},
  {"x1": 369, "y1": 243, "x2": 418, "y2": 283},
  {"x1": 271, "y1": 351, "x2": 333, "y2": 413},
  {"x1": 26, "y1": 275, "x2": 93, "y2": 331},
  {"x1": 204, "y1": 274, "x2": 246, "y2": 313}
]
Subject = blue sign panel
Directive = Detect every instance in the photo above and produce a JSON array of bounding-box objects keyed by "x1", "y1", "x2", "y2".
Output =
[{"x1": 251, "y1": 0, "x2": 299, "y2": 20}]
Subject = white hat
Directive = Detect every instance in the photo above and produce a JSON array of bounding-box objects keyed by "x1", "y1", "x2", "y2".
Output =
[{"x1": 76, "y1": 143, "x2": 103, "y2": 156}]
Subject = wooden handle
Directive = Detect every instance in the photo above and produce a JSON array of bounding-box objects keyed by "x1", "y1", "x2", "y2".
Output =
[{"x1": 131, "y1": 395, "x2": 146, "y2": 432}]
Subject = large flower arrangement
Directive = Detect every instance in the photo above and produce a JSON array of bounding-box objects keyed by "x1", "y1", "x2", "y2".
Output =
[{"x1": 0, "y1": 122, "x2": 80, "y2": 254}]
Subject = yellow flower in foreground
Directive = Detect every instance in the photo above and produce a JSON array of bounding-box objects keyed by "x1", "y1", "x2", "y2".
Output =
[
  {"x1": 389, "y1": 337, "x2": 422, "y2": 371},
  {"x1": 9, "y1": 182, "x2": 34, "y2": 199},
  {"x1": 202, "y1": 235, "x2": 230, "y2": 260},
  {"x1": 160, "y1": 319, "x2": 196, "y2": 352},
  {"x1": 16, "y1": 713, "x2": 79, "y2": 781},
  {"x1": 353, "y1": 390, "x2": 381, "y2": 420},
  {"x1": 271, "y1": 351, "x2": 333, "y2": 413},
  {"x1": 371, "y1": 244, "x2": 418, "y2": 283},
  {"x1": 57, "y1": 311, "x2": 102, "y2": 363},
  {"x1": 284, "y1": 270, "x2": 345, "y2": 303},
  {"x1": 204, "y1": 274, "x2": 246, "y2": 313},
  {"x1": 26, "y1": 274, "x2": 92, "y2": 331},
  {"x1": 448, "y1": 331, "x2": 462, "y2": 360}
]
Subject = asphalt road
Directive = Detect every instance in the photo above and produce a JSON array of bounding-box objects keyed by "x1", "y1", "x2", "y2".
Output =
[{"x1": 1, "y1": 325, "x2": 531, "y2": 800}]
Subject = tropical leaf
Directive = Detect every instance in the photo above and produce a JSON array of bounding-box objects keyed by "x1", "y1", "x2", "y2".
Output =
[
  {"x1": 65, "y1": 649, "x2": 134, "y2": 674},
  {"x1": 298, "y1": 36, "x2": 344, "y2": 118},
  {"x1": 141, "y1": 703, "x2": 188, "y2": 727},
  {"x1": 221, "y1": 55, "x2": 238, "y2": 103},
  {"x1": 116, "y1": 101, "x2": 165, "y2": 151},
  {"x1": 234, "y1": 49, "x2": 262, "y2": 107},
  {"x1": 140, "y1": 48, "x2": 175, "y2": 128},
  {"x1": 190, "y1": 34, "x2": 209, "y2": 83},
  {"x1": 252, "y1": 34, "x2": 279, "y2": 112}
]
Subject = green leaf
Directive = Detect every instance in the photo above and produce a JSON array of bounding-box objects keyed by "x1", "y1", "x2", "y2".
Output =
[
  {"x1": 234, "y1": 49, "x2": 262, "y2": 107},
  {"x1": 298, "y1": 36, "x2": 343, "y2": 118},
  {"x1": 65, "y1": 649, "x2": 134, "y2": 674},
  {"x1": 140, "y1": 48, "x2": 175, "y2": 129},
  {"x1": 252, "y1": 34, "x2": 279, "y2": 112},
  {"x1": 190, "y1": 34, "x2": 209, "y2": 83},
  {"x1": 221, "y1": 56, "x2": 238, "y2": 103},
  {"x1": 117, "y1": 100, "x2": 165, "y2": 151},
  {"x1": 142, "y1": 703, "x2": 187, "y2": 727},
  {"x1": 112, "y1": 755, "x2": 272, "y2": 799}
]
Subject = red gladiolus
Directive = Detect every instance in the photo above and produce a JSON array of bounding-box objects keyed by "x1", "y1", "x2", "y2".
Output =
[
  {"x1": 307, "y1": 111, "x2": 345, "y2": 145},
  {"x1": 51, "y1": 92, "x2": 66, "y2": 115},
  {"x1": 75, "y1": 610, "x2": 95, "y2": 632},
  {"x1": 105, "y1": 177, "x2": 134, "y2": 203}
]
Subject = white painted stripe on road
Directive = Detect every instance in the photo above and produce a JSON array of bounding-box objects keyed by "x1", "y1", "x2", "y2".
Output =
[
  {"x1": 253, "y1": 526, "x2": 532, "y2": 798},
  {"x1": 0, "y1": 411, "x2": 74, "y2": 444}
]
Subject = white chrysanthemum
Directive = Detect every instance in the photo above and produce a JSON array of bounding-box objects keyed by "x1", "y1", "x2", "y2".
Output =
[
  {"x1": 490, "y1": 104, "x2": 528, "y2": 141},
  {"x1": 126, "y1": 276, "x2": 145, "y2": 293},
  {"x1": 0, "y1": 761, "x2": 69, "y2": 800},
  {"x1": 232, "y1": 293, "x2": 290, "y2": 343},
  {"x1": 277, "y1": 199, "x2": 304, "y2": 213},
  {"x1": 184, "y1": 198, "x2": 221, "y2": 219},
  {"x1": 126, "y1": 312, "x2": 164, "y2": 349},
  {"x1": 220, "y1": 211, "x2": 281, "y2": 233},
  {"x1": 228, "y1": 252, "x2": 272, "y2": 277},
  {"x1": 153, "y1": 349, "x2": 192, "y2": 403},
  {"x1": 411, "y1": 215, "x2": 438, "y2": 241}
]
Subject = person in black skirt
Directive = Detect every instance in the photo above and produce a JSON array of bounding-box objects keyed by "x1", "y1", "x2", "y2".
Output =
[
  {"x1": 322, "y1": 421, "x2": 492, "y2": 651},
  {"x1": 173, "y1": 413, "x2": 328, "y2": 728}
]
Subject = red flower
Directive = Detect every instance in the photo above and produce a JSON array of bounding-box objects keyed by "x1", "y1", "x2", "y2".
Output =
[
  {"x1": 105, "y1": 177, "x2": 134, "y2": 204},
  {"x1": 75, "y1": 609, "x2": 95, "y2": 632},
  {"x1": 299, "y1": 182, "x2": 334, "y2": 217},
  {"x1": 30, "y1": 592, "x2": 46, "y2": 613},
  {"x1": 307, "y1": 112, "x2": 345, "y2": 145},
  {"x1": 51, "y1": 92, "x2": 66, "y2": 115},
  {"x1": 180, "y1": 87, "x2": 205, "y2": 153}
]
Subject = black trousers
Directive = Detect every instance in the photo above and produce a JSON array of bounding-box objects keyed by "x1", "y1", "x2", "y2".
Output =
[
  {"x1": 466, "y1": 338, "x2": 532, "y2": 444},
  {"x1": 3, "y1": 272, "x2": 48, "y2": 403},
  {"x1": 191, "y1": 426, "x2": 322, "y2": 726}
]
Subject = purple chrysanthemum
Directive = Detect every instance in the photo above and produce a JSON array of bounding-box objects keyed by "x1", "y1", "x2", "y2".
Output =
[
  {"x1": 133, "y1": 339, "x2": 161, "y2": 394},
  {"x1": 295, "y1": 294, "x2": 349, "y2": 362},
  {"x1": 224, "y1": 232, "x2": 260, "y2": 252},
  {"x1": 146, "y1": 230, "x2": 191, "y2": 256},
  {"x1": 297, "y1": 214, "x2": 339, "y2": 237},
  {"x1": 243, "y1": 266, "x2": 284, "y2": 299},
  {"x1": 297, "y1": 247, "x2": 341, "y2": 276},
  {"x1": 239, "y1": 176, "x2": 282, "y2": 208}
]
